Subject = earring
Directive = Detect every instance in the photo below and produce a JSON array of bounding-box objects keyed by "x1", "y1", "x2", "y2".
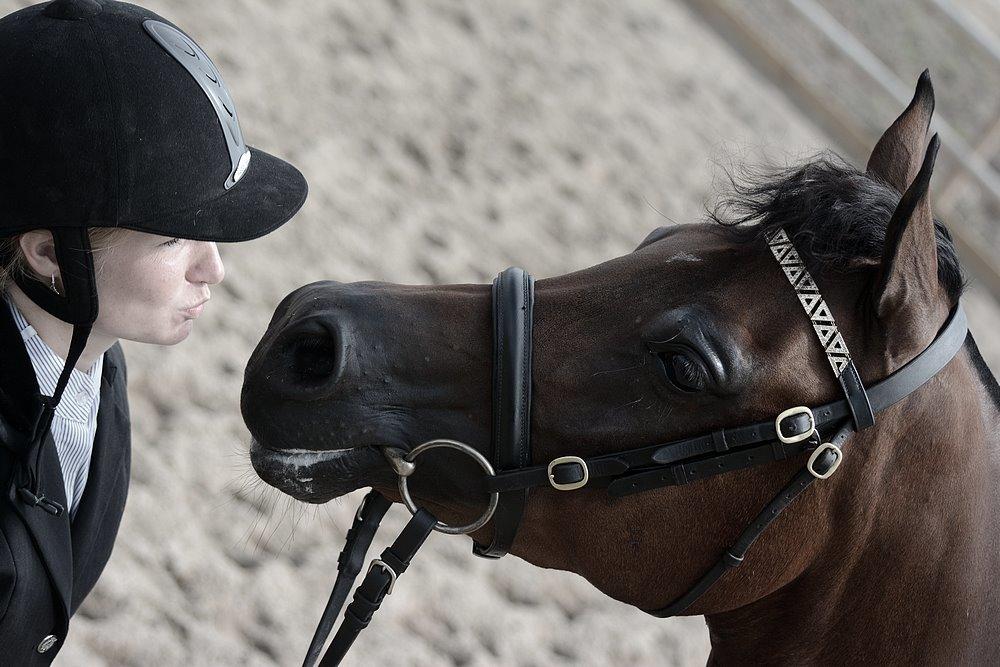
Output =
[{"x1": 50, "y1": 274, "x2": 60, "y2": 295}]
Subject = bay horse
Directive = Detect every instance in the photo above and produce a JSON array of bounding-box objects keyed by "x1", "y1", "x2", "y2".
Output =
[{"x1": 241, "y1": 72, "x2": 1000, "y2": 664}]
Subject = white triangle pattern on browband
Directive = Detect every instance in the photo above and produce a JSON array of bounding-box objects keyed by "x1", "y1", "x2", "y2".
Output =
[
  {"x1": 783, "y1": 264, "x2": 805, "y2": 285},
  {"x1": 765, "y1": 229, "x2": 850, "y2": 377},
  {"x1": 797, "y1": 292, "x2": 822, "y2": 313},
  {"x1": 771, "y1": 246, "x2": 793, "y2": 265}
]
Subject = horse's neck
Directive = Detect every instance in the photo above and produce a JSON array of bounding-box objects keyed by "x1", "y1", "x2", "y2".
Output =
[{"x1": 705, "y1": 345, "x2": 1000, "y2": 664}]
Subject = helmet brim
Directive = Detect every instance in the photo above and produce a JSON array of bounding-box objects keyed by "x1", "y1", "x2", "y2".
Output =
[{"x1": 115, "y1": 145, "x2": 308, "y2": 242}]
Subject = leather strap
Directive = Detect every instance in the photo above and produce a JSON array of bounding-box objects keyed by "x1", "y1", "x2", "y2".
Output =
[
  {"x1": 318, "y1": 507, "x2": 437, "y2": 666},
  {"x1": 484, "y1": 303, "x2": 968, "y2": 498},
  {"x1": 648, "y1": 420, "x2": 854, "y2": 616},
  {"x1": 18, "y1": 320, "x2": 93, "y2": 516},
  {"x1": 487, "y1": 457, "x2": 628, "y2": 494},
  {"x1": 11, "y1": 227, "x2": 99, "y2": 516},
  {"x1": 866, "y1": 305, "x2": 967, "y2": 413},
  {"x1": 838, "y1": 359, "x2": 875, "y2": 430},
  {"x1": 473, "y1": 267, "x2": 534, "y2": 559},
  {"x1": 643, "y1": 303, "x2": 968, "y2": 617},
  {"x1": 303, "y1": 491, "x2": 392, "y2": 667},
  {"x1": 607, "y1": 438, "x2": 814, "y2": 497},
  {"x1": 767, "y1": 228, "x2": 876, "y2": 431},
  {"x1": 305, "y1": 491, "x2": 437, "y2": 667}
]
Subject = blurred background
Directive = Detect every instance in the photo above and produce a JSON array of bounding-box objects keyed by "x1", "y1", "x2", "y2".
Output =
[{"x1": 2, "y1": 0, "x2": 994, "y2": 664}]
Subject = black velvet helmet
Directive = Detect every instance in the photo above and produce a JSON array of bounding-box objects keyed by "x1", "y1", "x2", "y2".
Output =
[{"x1": 0, "y1": 0, "x2": 308, "y2": 514}]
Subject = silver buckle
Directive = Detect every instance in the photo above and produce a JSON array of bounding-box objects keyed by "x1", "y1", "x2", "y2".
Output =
[
  {"x1": 547, "y1": 456, "x2": 589, "y2": 491},
  {"x1": 775, "y1": 406, "x2": 817, "y2": 444},
  {"x1": 368, "y1": 558, "x2": 397, "y2": 595},
  {"x1": 807, "y1": 443, "x2": 842, "y2": 479}
]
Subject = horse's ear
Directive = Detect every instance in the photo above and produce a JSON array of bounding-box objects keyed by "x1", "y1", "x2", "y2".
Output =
[
  {"x1": 871, "y1": 133, "x2": 944, "y2": 349},
  {"x1": 866, "y1": 70, "x2": 935, "y2": 194},
  {"x1": 635, "y1": 226, "x2": 672, "y2": 251}
]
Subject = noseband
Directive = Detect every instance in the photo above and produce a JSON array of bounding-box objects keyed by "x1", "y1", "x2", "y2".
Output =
[
  {"x1": 302, "y1": 268, "x2": 535, "y2": 665},
  {"x1": 302, "y1": 230, "x2": 968, "y2": 665}
]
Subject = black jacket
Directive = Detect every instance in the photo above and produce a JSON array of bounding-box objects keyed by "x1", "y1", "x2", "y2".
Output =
[{"x1": 0, "y1": 304, "x2": 130, "y2": 663}]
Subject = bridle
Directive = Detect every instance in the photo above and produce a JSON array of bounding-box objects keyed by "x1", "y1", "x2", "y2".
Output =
[{"x1": 301, "y1": 228, "x2": 969, "y2": 665}]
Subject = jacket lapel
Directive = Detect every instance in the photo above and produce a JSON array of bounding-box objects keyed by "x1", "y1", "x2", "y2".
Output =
[
  {"x1": 0, "y1": 304, "x2": 74, "y2": 619},
  {"x1": 70, "y1": 350, "x2": 128, "y2": 590}
]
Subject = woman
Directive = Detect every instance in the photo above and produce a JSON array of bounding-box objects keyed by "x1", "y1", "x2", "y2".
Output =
[{"x1": 0, "y1": 0, "x2": 307, "y2": 662}]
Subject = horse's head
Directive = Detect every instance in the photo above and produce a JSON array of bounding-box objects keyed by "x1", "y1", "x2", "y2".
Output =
[{"x1": 241, "y1": 71, "x2": 965, "y2": 614}]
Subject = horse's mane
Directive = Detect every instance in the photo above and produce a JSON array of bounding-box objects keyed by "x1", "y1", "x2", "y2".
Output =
[
  {"x1": 706, "y1": 150, "x2": 965, "y2": 300},
  {"x1": 707, "y1": 150, "x2": 999, "y2": 408}
]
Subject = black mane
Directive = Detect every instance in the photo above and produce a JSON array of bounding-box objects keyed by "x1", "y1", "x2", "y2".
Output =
[{"x1": 707, "y1": 150, "x2": 966, "y2": 304}]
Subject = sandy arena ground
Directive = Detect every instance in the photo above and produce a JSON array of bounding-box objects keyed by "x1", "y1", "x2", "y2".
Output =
[{"x1": 0, "y1": 0, "x2": 993, "y2": 665}]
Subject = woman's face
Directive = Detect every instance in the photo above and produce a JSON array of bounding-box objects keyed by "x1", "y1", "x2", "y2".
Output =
[{"x1": 92, "y1": 230, "x2": 226, "y2": 345}]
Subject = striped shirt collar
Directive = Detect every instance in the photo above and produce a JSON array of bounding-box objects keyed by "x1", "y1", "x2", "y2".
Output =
[{"x1": 5, "y1": 297, "x2": 103, "y2": 423}]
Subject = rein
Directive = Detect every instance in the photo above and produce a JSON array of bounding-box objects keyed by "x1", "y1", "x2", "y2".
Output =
[{"x1": 302, "y1": 230, "x2": 969, "y2": 665}]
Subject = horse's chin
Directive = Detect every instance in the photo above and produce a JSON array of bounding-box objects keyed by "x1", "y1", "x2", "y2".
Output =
[{"x1": 249, "y1": 438, "x2": 389, "y2": 503}]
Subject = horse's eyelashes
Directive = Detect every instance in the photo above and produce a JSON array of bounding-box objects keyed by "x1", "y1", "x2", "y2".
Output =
[
  {"x1": 673, "y1": 354, "x2": 707, "y2": 390},
  {"x1": 651, "y1": 347, "x2": 708, "y2": 393}
]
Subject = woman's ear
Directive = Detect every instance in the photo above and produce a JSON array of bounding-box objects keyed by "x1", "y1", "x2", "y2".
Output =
[{"x1": 18, "y1": 230, "x2": 60, "y2": 281}]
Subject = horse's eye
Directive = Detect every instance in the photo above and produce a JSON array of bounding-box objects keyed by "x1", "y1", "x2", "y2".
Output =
[{"x1": 650, "y1": 346, "x2": 709, "y2": 393}]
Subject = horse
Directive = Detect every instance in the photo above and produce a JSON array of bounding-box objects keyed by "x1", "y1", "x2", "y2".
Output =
[{"x1": 241, "y1": 71, "x2": 1000, "y2": 664}]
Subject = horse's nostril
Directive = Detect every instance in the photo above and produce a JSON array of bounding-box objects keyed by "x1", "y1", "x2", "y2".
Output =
[{"x1": 291, "y1": 332, "x2": 339, "y2": 382}]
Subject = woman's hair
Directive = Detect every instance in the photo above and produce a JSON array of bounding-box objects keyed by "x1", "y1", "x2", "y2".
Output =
[{"x1": 0, "y1": 227, "x2": 130, "y2": 293}]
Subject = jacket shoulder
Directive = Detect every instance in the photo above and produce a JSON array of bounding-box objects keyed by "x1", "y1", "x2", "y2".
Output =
[{"x1": 106, "y1": 342, "x2": 127, "y2": 384}]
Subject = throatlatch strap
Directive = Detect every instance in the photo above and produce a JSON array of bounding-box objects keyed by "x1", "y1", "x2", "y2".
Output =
[
  {"x1": 647, "y1": 231, "x2": 881, "y2": 616},
  {"x1": 648, "y1": 420, "x2": 855, "y2": 617}
]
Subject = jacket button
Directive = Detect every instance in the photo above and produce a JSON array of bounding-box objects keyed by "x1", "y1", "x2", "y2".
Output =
[{"x1": 37, "y1": 634, "x2": 58, "y2": 653}]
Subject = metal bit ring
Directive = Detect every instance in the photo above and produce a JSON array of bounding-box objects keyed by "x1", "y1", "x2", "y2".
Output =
[{"x1": 392, "y1": 439, "x2": 499, "y2": 535}]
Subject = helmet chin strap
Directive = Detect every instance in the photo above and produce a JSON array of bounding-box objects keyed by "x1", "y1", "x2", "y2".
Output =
[{"x1": 11, "y1": 227, "x2": 98, "y2": 515}]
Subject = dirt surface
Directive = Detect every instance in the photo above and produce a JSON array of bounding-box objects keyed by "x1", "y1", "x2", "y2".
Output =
[{"x1": 0, "y1": 0, "x2": 992, "y2": 665}]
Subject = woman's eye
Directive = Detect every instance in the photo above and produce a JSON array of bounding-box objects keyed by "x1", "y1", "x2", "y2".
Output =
[
  {"x1": 161, "y1": 237, "x2": 182, "y2": 247},
  {"x1": 651, "y1": 349, "x2": 708, "y2": 393}
]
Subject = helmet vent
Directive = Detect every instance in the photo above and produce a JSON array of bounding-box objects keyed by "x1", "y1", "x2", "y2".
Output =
[{"x1": 143, "y1": 19, "x2": 250, "y2": 190}]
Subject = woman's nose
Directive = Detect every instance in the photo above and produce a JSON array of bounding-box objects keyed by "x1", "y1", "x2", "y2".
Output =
[{"x1": 189, "y1": 241, "x2": 226, "y2": 285}]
